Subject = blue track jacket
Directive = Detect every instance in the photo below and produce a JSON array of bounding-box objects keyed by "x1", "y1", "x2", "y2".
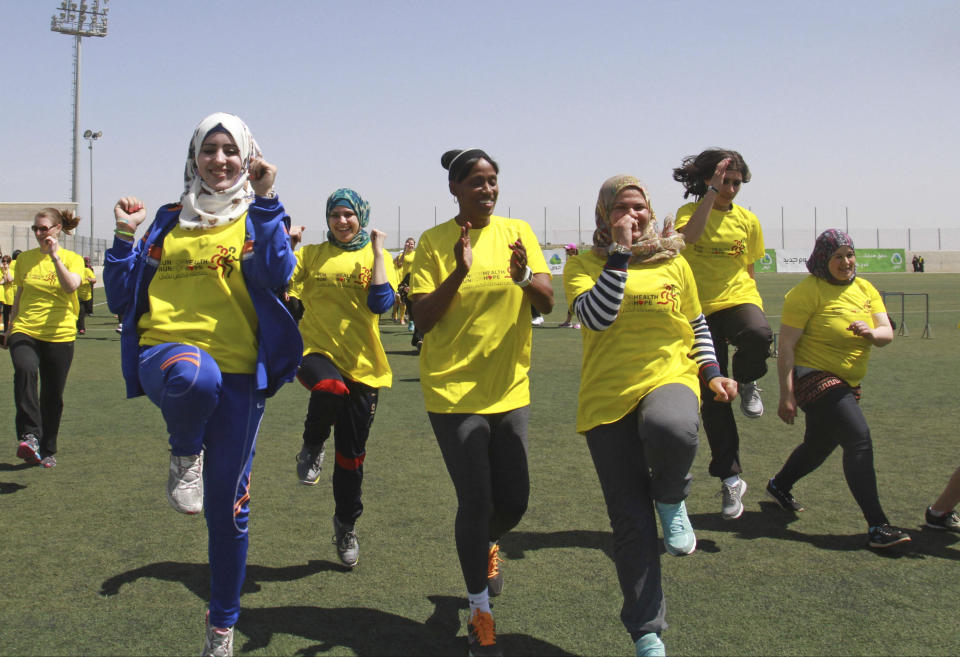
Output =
[{"x1": 103, "y1": 195, "x2": 302, "y2": 398}]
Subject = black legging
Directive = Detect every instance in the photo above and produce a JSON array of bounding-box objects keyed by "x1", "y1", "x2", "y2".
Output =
[
  {"x1": 8, "y1": 333, "x2": 75, "y2": 457},
  {"x1": 428, "y1": 407, "x2": 530, "y2": 594},
  {"x1": 699, "y1": 302, "x2": 772, "y2": 479},
  {"x1": 771, "y1": 384, "x2": 888, "y2": 527}
]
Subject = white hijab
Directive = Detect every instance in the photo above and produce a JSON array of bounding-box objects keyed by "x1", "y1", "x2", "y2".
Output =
[{"x1": 178, "y1": 112, "x2": 262, "y2": 230}]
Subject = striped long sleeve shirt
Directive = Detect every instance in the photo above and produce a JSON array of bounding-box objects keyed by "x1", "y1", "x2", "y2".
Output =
[{"x1": 573, "y1": 252, "x2": 723, "y2": 383}]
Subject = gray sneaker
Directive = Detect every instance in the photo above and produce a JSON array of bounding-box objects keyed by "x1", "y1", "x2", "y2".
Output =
[
  {"x1": 720, "y1": 479, "x2": 747, "y2": 519},
  {"x1": 296, "y1": 444, "x2": 326, "y2": 485},
  {"x1": 167, "y1": 453, "x2": 203, "y2": 515},
  {"x1": 739, "y1": 381, "x2": 763, "y2": 418},
  {"x1": 332, "y1": 516, "x2": 359, "y2": 568},
  {"x1": 201, "y1": 612, "x2": 234, "y2": 657}
]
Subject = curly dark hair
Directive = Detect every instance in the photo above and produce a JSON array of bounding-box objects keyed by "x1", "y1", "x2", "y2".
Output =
[{"x1": 672, "y1": 148, "x2": 751, "y2": 199}]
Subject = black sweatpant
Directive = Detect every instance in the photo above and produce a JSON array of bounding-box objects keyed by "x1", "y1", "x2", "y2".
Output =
[
  {"x1": 699, "y1": 302, "x2": 772, "y2": 479},
  {"x1": 8, "y1": 333, "x2": 75, "y2": 456},
  {"x1": 772, "y1": 383, "x2": 888, "y2": 528},
  {"x1": 299, "y1": 353, "x2": 378, "y2": 526}
]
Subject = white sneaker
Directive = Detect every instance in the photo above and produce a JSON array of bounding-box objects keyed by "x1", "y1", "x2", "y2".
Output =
[
  {"x1": 531, "y1": 315, "x2": 545, "y2": 326},
  {"x1": 739, "y1": 381, "x2": 763, "y2": 418},
  {"x1": 167, "y1": 453, "x2": 203, "y2": 515},
  {"x1": 201, "y1": 612, "x2": 234, "y2": 657}
]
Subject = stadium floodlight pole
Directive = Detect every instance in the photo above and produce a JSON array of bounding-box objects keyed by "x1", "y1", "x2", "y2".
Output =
[
  {"x1": 50, "y1": 0, "x2": 109, "y2": 203},
  {"x1": 83, "y1": 129, "x2": 101, "y2": 257}
]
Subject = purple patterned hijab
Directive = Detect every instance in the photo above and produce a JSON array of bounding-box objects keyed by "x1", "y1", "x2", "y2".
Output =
[{"x1": 807, "y1": 229, "x2": 855, "y2": 285}]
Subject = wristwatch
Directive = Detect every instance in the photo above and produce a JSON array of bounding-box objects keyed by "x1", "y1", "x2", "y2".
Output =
[
  {"x1": 608, "y1": 243, "x2": 632, "y2": 256},
  {"x1": 516, "y1": 265, "x2": 534, "y2": 288}
]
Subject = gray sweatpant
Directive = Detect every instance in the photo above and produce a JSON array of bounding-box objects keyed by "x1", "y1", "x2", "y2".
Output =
[{"x1": 585, "y1": 383, "x2": 700, "y2": 639}]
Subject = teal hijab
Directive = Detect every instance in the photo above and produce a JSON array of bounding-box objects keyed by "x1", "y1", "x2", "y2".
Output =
[{"x1": 326, "y1": 188, "x2": 370, "y2": 251}]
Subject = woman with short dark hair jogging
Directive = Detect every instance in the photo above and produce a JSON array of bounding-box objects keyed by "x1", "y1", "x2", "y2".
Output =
[{"x1": 672, "y1": 148, "x2": 773, "y2": 520}]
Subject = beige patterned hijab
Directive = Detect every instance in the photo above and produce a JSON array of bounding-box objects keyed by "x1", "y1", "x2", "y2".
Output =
[
  {"x1": 592, "y1": 175, "x2": 684, "y2": 264},
  {"x1": 178, "y1": 112, "x2": 262, "y2": 230}
]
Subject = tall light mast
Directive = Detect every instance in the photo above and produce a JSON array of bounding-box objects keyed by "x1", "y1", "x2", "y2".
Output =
[{"x1": 50, "y1": 0, "x2": 109, "y2": 203}]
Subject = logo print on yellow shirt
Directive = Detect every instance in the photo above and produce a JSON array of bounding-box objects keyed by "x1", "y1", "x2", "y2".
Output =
[
  {"x1": 728, "y1": 239, "x2": 746, "y2": 257},
  {"x1": 657, "y1": 284, "x2": 680, "y2": 312},
  {"x1": 209, "y1": 245, "x2": 237, "y2": 278},
  {"x1": 28, "y1": 270, "x2": 58, "y2": 285},
  {"x1": 358, "y1": 266, "x2": 372, "y2": 287}
]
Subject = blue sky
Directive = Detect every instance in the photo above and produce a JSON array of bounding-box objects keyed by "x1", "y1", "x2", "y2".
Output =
[{"x1": 2, "y1": 0, "x2": 958, "y2": 247}]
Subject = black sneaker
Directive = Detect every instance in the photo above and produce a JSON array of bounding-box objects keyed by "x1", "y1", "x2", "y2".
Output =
[
  {"x1": 868, "y1": 524, "x2": 911, "y2": 548},
  {"x1": 925, "y1": 506, "x2": 960, "y2": 532},
  {"x1": 766, "y1": 479, "x2": 805, "y2": 512}
]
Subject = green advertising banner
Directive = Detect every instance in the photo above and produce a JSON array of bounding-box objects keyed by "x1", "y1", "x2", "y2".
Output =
[
  {"x1": 854, "y1": 249, "x2": 906, "y2": 273},
  {"x1": 755, "y1": 249, "x2": 777, "y2": 273},
  {"x1": 754, "y1": 249, "x2": 905, "y2": 273}
]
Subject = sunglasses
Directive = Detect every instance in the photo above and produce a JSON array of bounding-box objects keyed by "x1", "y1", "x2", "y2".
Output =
[{"x1": 32, "y1": 225, "x2": 56, "y2": 233}]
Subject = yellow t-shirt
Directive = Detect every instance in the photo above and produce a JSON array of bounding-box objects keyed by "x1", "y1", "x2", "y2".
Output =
[
  {"x1": 2, "y1": 261, "x2": 16, "y2": 305},
  {"x1": 12, "y1": 248, "x2": 84, "y2": 342},
  {"x1": 565, "y1": 252, "x2": 703, "y2": 433},
  {"x1": 139, "y1": 216, "x2": 258, "y2": 374},
  {"x1": 410, "y1": 216, "x2": 550, "y2": 414},
  {"x1": 674, "y1": 202, "x2": 765, "y2": 315},
  {"x1": 400, "y1": 251, "x2": 416, "y2": 278},
  {"x1": 292, "y1": 241, "x2": 398, "y2": 388},
  {"x1": 782, "y1": 276, "x2": 885, "y2": 388},
  {"x1": 77, "y1": 267, "x2": 96, "y2": 301}
]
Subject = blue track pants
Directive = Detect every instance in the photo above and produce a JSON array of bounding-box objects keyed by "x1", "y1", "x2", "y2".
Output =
[{"x1": 139, "y1": 342, "x2": 264, "y2": 628}]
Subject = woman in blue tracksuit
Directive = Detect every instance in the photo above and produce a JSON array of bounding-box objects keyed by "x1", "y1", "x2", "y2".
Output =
[{"x1": 103, "y1": 112, "x2": 301, "y2": 657}]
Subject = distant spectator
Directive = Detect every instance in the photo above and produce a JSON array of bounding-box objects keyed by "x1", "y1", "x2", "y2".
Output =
[
  {"x1": 1, "y1": 254, "x2": 14, "y2": 331},
  {"x1": 76, "y1": 256, "x2": 97, "y2": 335},
  {"x1": 558, "y1": 243, "x2": 581, "y2": 328},
  {"x1": 911, "y1": 255, "x2": 919, "y2": 272}
]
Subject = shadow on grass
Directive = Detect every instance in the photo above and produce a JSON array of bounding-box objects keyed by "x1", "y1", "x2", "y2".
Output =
[
  {"x1": 0, "y1": 481, "x2": 27, "y2": 494},
  {"x1": 0, "y1": 462, "x2": 37, "y2": 472},
  {"x1": 908, "y1": 526, "x2": 960, "y2": 561},
  {"x1": 385, "y1": 349, "x2": 420, "y2": 357},
  {"x1": 236, "y1": 596, "x2": 575, "y2": 656},
  {"x1": 503, "y1": 529, "x2": 613, "y2": 561},
  {"x1": 690, "y1": 503, "x2": 923, "y2": 558},
  {"x1": 505, "y1": 528, "x2": 723, "y2": 560},
  {"x1": 100, "y1": 559, "x2": 341, "y2": 599}
]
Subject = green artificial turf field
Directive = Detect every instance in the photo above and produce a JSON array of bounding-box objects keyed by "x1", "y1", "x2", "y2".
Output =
[{"x1": 1, "y1": 272, "x2": 958, "y2": 656}]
